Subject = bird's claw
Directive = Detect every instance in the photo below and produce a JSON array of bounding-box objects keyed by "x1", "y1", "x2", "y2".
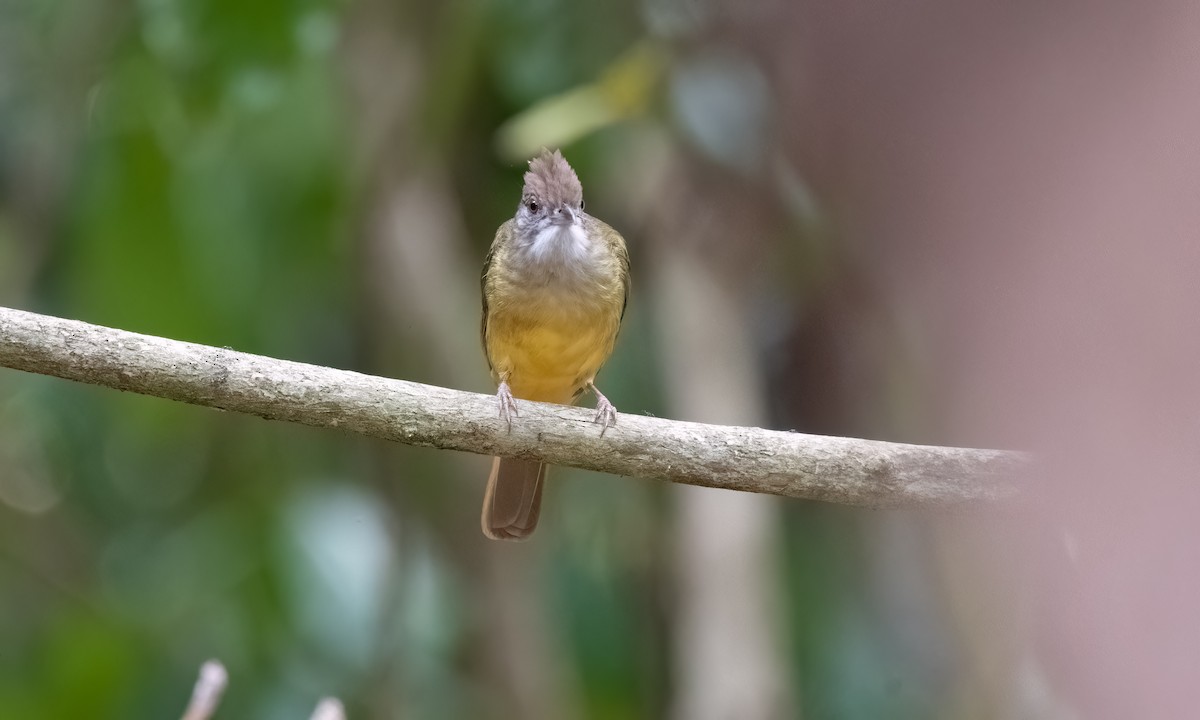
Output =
[
  {"x1": 497, "y1": 381, "x2": 519, "y2": 429},
  {"x1": 591, "y1": 385, "x2": 618, "y2": 436}
]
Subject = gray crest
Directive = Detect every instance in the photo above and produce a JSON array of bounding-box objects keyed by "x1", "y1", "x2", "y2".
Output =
[{"x1": 522, "y1": 149, "x2": 583, "y2": 207}]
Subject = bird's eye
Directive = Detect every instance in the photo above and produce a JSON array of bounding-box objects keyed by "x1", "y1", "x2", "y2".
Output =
[
  {"x1": 527, "y1": 200, "x2": 539, "y2": 213},
  {"x1": 580, "y1": 200, "x2": 585, "y2": 211}
]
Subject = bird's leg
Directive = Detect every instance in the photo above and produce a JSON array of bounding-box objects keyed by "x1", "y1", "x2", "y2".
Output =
[
  {"x1": 496, "y1": 379, "x2": 519, "y2": 428},
  {"x1": 588, "y1": 381, "x2": 618, "y2": 435}
]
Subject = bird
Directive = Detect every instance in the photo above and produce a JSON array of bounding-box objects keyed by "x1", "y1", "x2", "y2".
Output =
[{"x1": 479, "y1": 149, "x2": 630, "y2": 540}]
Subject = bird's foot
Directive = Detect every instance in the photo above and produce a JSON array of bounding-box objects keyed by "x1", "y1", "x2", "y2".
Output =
[
  {"x1": 590, "y1": 384, "x2": 618, "y2": 436},
  {"x1": 497, "y1": 381, "x2": 519, "y2": 429}
]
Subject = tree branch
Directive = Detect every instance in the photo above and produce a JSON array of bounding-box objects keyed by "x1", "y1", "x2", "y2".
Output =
[
  {"x1": 181, "y1": 660, "x2": 228, "y2": 720},
  {"x1": 177, "y1": 659, "x2": 345, "y2": 719},
  {"x1": 0, "y1": 306, "x2": 1024, "y2": 507}
]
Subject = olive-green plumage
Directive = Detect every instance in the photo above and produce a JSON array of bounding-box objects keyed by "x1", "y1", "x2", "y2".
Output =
[{"x1": 480, "y1": 150, "x2": 629, "y2": 540}]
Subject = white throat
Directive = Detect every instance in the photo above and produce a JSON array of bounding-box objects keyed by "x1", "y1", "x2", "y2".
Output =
[{"x1": 526, "y1": 221, "x2": 591, "y2": 265}]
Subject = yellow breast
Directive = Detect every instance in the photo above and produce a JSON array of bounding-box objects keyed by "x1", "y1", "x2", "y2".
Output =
[{"x1": 485, "y1": 300, "x2": 621, "y2": 404}]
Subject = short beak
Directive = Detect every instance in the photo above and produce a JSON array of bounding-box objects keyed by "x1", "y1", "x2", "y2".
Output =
[{"x1": 553, "y1": 205, "x2": 576, "y2": 225}]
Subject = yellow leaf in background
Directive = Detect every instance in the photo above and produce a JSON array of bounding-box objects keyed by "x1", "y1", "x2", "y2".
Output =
[{"x1": 495, "y1": 42, "x2": 666, "y2": 161}]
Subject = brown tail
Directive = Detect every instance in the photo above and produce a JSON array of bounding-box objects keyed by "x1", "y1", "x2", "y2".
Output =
[{"x1": 481, "y1": 457, "x2": 546, "y2": 540}]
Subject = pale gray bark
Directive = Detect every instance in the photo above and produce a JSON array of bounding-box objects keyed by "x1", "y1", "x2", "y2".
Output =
[{"x1": 0, "y1": 306, "x2": 1025, "y2": 505}]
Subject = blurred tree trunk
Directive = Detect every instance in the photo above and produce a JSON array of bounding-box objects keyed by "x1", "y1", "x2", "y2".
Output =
[
  {"x1": 648, "y1": 154, "x2": 795, "y2": 720},
  {"x1": 0, "y1": 0, "x2": 127, "y2": 302}
]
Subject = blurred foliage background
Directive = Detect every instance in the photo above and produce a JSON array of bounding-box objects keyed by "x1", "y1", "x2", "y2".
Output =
[{"x1": 1, "y1": 0, "x2": 1134, "y2": 718}]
